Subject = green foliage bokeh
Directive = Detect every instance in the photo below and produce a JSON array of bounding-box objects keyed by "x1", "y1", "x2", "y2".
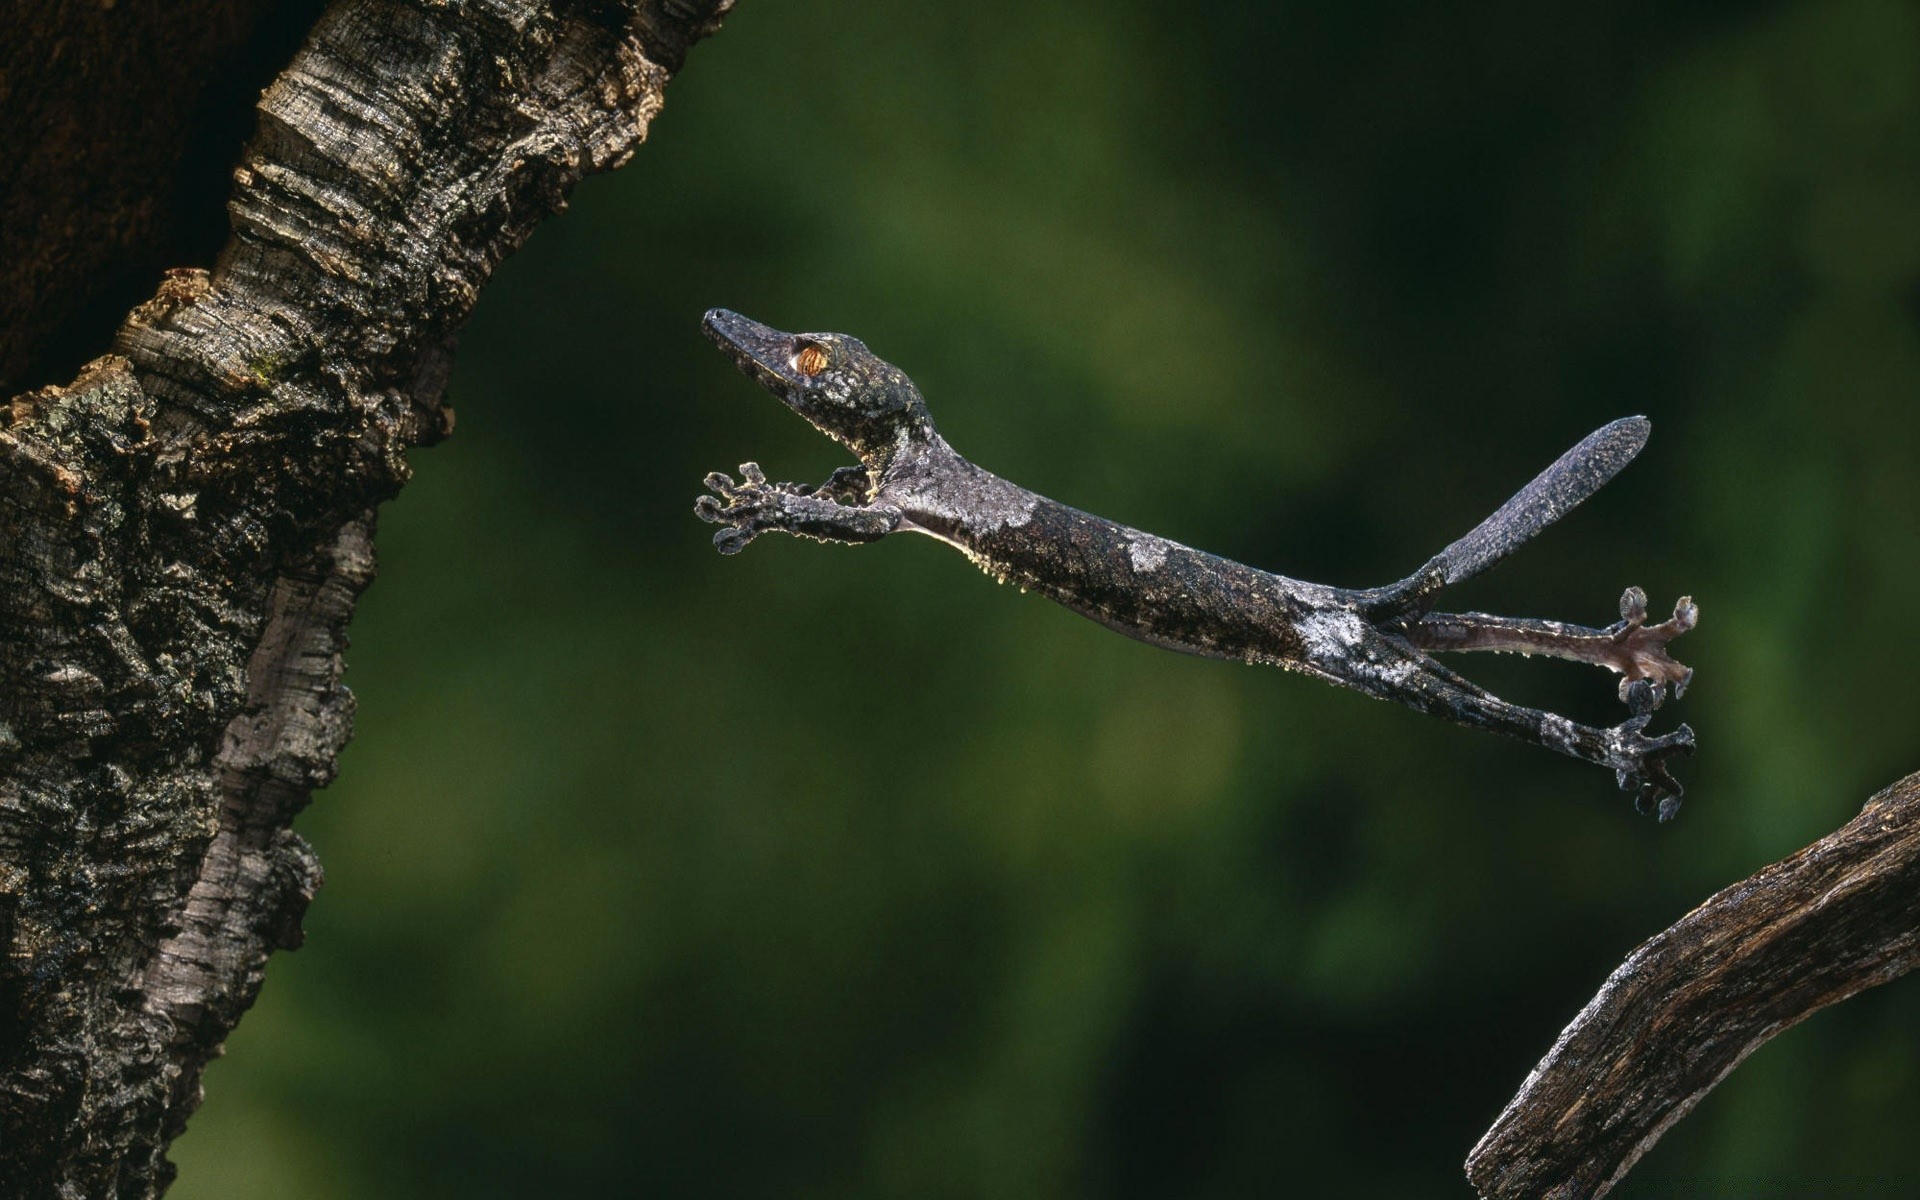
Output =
[{"x1": 174, "y1": 1, "x2": 1920, "y2": 1196}]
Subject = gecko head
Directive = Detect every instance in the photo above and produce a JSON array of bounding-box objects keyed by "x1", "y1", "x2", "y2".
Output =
[{"x1": 703, "y1": 309, "x2": 936, "y2": 462}]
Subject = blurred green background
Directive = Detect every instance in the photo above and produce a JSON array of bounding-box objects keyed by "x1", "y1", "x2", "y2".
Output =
[{"x1": 171, "y1": 0, "x2": 1920, "y2": 1196}]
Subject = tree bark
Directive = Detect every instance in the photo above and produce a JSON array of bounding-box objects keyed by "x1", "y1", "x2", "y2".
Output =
[
  {"x1": 1467, "y1": 770, "x2": 1920, "y2": 1199},
  {"x1": 0, "y1": 1, "x2": 731, "y2": 1194},
  {"x1": 0, "y1": 0, "x2": 328, "y2": 396}
]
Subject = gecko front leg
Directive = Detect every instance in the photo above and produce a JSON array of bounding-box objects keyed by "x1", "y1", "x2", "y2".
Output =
[{"x1": 695, "y1": 462, "x2": 900, "y2": 554}]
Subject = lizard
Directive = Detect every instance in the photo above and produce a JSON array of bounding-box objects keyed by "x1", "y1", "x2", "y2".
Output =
[{"x1": 693, "y1": 309, "x2": 1698, "y2": 818}]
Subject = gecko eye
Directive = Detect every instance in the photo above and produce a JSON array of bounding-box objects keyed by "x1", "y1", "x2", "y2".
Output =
[{"x1": 792, "y1": 343, "x2": 829, "y2": 377}]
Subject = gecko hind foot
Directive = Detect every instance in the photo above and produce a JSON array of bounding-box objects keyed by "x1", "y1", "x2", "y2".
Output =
[
  {"x1": 1612, "y1": 681, "x2": 1695, "y2": 820},
  {"x1": 1608, "y1": 588, "x2": 1697, "y2": 705}
]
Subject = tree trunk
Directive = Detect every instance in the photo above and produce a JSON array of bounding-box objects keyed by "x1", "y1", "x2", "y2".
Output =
[
  {"x1": 0, "y1": 2, "x2": 731, "y2": 1194},
  {"x1": 0, "y1": 0, "x2": 327, "y2": 396}
]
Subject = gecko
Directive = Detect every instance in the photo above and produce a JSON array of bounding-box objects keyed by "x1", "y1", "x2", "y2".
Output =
[{"x1": 693, "y1": 310, "x2": 1697, "y2": 818}]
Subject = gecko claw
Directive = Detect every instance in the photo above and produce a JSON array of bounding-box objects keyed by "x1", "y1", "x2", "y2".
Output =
[
  {"x1": 1621, "y1": 676, "x2": 1661, "y2": 717},
  {"x1": 1616, "y1": 585, "x2": 1648, "y2": 628}
]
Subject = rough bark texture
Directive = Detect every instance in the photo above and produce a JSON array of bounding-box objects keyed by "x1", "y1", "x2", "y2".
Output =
[
  {"x1": 0, "y1": 1, "x2": 731, "y2": 1194},
  {"x1": 1467, "y1": 770, "x2": 1920, "y2": 1199},
  {"x1": 0, "y1": 0, "x2": 328, "y2": 397}
]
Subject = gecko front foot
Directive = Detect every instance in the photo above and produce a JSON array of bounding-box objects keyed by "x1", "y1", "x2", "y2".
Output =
[
  {"x1": 695, "y1": 462, "x2": 902, "y2": 553},
  {"x1": 695, "y1": 462, "x2": 784, "y2": 554}
]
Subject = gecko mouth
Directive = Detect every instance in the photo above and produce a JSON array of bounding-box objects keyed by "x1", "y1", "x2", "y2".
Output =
[{"x1": 702, "y1": 309, "x2": 808, "y2": 395}]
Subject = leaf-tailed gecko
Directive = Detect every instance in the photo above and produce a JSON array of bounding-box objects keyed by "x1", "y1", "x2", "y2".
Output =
[{"x1": 694, "y1": 310, "x2": 1696, "y2": 818}]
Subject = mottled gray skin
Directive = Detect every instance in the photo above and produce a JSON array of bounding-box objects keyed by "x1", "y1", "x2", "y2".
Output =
[{"x1": 695, "y1": 310, "x2": 1696, "y2": 816}]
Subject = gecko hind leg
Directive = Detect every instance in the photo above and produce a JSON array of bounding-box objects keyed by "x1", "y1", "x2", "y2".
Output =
[
  {"x1": 1407, "y1": 588, "x2": 1697, "y2": 704},
  {"x1": 1384, "y1": 644, "x2": 1696, "y2": 819}
]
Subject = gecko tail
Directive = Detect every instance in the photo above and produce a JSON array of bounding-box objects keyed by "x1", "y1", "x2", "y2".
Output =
[
  {"x1": 1425, "y1": 416, "x2": 1650, "y2": 587},
  {"x1": 1364, "y1": 416, "x2": 1652, "y2": 618}
]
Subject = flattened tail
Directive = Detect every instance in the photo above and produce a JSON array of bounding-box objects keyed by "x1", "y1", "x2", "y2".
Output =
[{"x1": 1392, "y1": 415, "x2": 1651, "y2": 604}]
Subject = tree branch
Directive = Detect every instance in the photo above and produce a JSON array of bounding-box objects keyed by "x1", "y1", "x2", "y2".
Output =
[
  {"x1": 0, "y1": 1, "x2": 731, "y2": 1193},
  {"x1": 1466, "y1": 770, "x2": 1920, "y2": 1199}
]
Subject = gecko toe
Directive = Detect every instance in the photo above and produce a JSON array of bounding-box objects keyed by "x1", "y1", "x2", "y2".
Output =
[
  {"x1": 1646, "y1": 723, "x2": 1695, "y2": 754},
  {"x1": 1670, "y1": 595, "x2": 1699, "y2": 633},
  {"x1": 1621, "y1": 676, "x2": 1662, "y2": 717},
  {"x1": 1619, "y1": 586, "x2": 1648, "y2": 626}
]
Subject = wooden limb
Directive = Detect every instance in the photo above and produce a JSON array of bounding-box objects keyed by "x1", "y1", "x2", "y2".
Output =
[
  {"x1": 1466, "y1": 770, "x2": 1920, "y2": 1199},
  {"x1": 0, "y1": 0, "x2": 732, "y2": 1193}
]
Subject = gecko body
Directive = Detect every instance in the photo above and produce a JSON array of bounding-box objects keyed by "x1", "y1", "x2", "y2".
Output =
[{"x1": 695, "y1": 310, "x2": 1696, "y2": 816}]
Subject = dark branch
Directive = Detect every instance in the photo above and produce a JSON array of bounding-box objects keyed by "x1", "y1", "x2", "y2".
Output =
[{"x1": 1466, "y1": 770, "x2": 1920, "y2": 1199}]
